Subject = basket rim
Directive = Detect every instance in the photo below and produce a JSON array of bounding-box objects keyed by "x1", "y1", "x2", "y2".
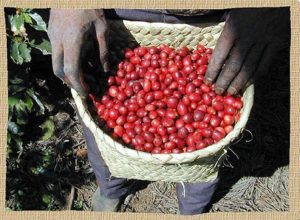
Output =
[
  {"x1": 116, "y1": 20, "x2": 225, "y2": 28},
  {"x1": 71, "y1": 19, "x2": 254, "y2": 164}
]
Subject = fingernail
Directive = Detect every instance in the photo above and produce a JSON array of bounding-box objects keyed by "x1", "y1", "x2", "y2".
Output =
[
  {"x1": 204, "y1": 77, "x2": 212, "y2": 85},
  {"x1": 215, "y1": 87, "x2": 224, "y2": 95},
  {"x1": 228, "y1": 86, "x2": 237, "y2": 95}
]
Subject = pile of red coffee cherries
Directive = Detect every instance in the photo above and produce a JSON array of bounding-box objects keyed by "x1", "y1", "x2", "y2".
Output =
[{"x1": 90, "y1": 44, "x2": 243, "y2": 154}]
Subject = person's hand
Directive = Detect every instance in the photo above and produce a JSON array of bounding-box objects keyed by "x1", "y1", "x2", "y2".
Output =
[
  {"x1": 205, "y1": 8, "x2": 290, "y2": 95},
  {"x1": 48, "y1": 9, "x2": 109, "y2": 98}
]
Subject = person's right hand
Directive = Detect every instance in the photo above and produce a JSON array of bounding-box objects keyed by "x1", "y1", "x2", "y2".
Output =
[{"x1": 48, "y1": 9, "x2": 109, "y2": 98}]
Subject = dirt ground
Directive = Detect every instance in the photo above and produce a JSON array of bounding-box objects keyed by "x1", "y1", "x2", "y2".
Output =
[{"x1": 6, "y1": 40, "x2": 289, "y2": 213}]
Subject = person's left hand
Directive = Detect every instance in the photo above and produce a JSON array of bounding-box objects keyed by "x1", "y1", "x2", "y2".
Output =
[{"x1": 205, "y1": 8, "x2": 290, "y2": 95}]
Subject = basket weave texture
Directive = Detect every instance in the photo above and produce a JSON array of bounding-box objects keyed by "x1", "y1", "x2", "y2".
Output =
[{"x1": 71, "y1": 20, "x2": 254, "y2": 183}]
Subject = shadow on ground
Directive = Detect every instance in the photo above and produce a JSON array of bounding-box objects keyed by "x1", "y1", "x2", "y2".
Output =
[{"x1": 206, "y1": 46, "x2": 290, "y2": 211}]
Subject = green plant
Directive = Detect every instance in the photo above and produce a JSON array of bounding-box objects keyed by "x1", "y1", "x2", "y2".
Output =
[
  {"x1": 7, "y1": 8, "x2": 54, "y2": 158},
  {"x1": 6, "y1": 8, "x2": 94, "y2": 211},
  {"x1": 8, "y1": 8, "x2": 51, "y2": 65},
  {"x1": 73, "y1": 199, "x2": 84, "y2": 210}
]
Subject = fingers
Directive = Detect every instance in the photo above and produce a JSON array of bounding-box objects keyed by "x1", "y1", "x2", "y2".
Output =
[
  {"x1": 205, "y1": 22, "x2": 235, "y2": 85},
  {"x1": 63, "y1": 32, "x2": 88, "y2": 97},
  {"x1": 95, "y1": 18, "x2": 110, "y2": 72},
  {"x1": 227, "y1": 43, "x2": 263, "y2": 95},
  {"x1": 214, "y1": 41, "x2": 253, "y2": 94}
]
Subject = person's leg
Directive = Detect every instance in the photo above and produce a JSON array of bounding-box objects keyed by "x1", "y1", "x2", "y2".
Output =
[
  {"x1": 176, "y1": 178, "x2": 219, "y2": 215},
  {"x1": 77, "y1": 110, "x2": 131, "y2": 211}
]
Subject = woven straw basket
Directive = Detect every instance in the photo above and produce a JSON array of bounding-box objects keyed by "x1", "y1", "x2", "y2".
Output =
[{"x1": 71, "y1": 20, "x2": 254, "y2": 183}]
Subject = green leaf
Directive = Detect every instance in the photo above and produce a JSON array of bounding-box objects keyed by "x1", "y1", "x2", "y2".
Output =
[
  {"x1": 10, "y1": 14, "x2": 25, "y2": 34},
  {"x1": 12, "y1": 135, "x2": 23, "y2": 151},
  {"x1": 8, "y1": 84, "x2": 27, "y2": 95},
  {"x1": 28, "y1": 13, "x2": 47, "y2": 32},
  {"x1": 15, "y1": 99, "x2": 26, "y2": 112},
  {"x1": 13, "y1": 36, "x2": 24, "y2": 43},
  {"x1": 23, "y1": 13, "x2": 32, "y2": 24},
  {"x1": 19, "y1": 42, "x2": 31, "y2": 63},
  {"x1": 7, "y1": 132, "x2": 12, "y2": 143},
  {"x1": 26, "y1": 89, "x2": 45, "y2": 114},
  {"x1": 9, "y1": 95, "x2": 24, "y2": 112},
  {"x1": 10, "y1": 41, "x2": 23, "y2": 64},
  {"x1": 31, "y1": 39, "x2": 52, "y2": 55},
  {"x1": 9, "y1": 96, "x2": 29, "y2": 125},
  {"x1": 10, "y1": 41, "x2": 31, "y2": 64},
  {"x1": 66, "y1": 149, "x2": 73, "y2": 156},
  {"x1": 8, "y1": 97, "x2": 15, "y2": 121},
  {"x1": 42, "y1": 194, "x2": 51, "y2": 204},
  {"x1": 9, "y1": 77, "x2": 24, "y2": 85},
  {"x1": 17, "y1": 190, "x2": 24, "y2": 196},
  {"x1": 8, "y1": 95, "x2": 32, "y2": 117},
  {"x1": 8, "y1": 121, "x2": 21, "y2": 135},
  {"x1": 15, "y1": 108, "x2": 28, "y2": 125},
  {"x1": 23, "y1": 95, "x2": 33, "y2": 112},
  {"x1": 15, "y1": 137, "x2": 23, "y2": 150},
  {"x1": 8, "y1": 96, "x2": 19, "y2": 108},
  {"x1": 42, "y1": 153, "x2": 52, "y2": 163},
  {"x1": 21, "y1": 8, "x2": 33, "y2": 13},
  {"x1": 40, "y1": 117, "x2": 55, "y2": 140},
  {"x1": 5, "y1": 207, "x2": 13, "y2": 211},
  {"x1": 73, "y1": 200, "x2": 83, "y2": 210}
]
